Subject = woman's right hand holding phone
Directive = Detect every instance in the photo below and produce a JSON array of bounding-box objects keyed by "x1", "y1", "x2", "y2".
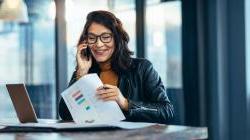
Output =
[{"x1": 76, "y1": 41, "x2": 92, "y2": 79}]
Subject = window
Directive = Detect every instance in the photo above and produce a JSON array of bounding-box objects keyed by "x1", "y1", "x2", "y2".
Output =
[
  {"x1": 0, "y1": 0, "x2": 56, "y2": 119},
  {"x1": 112, "y1": 0, "x2": 136, "y2": 55},
  {"x1": 145, "y1": 1, "x2": 183, "y2": 124},
  {"x1": 246, "y1": 0, "x2": 250, "y2": 103},
  {"x1": 114, "y1": 11, "x2": 136, "y2": 54},
  {"x1": 146, "y1": 1, "x2": 182, "y2": 88}
]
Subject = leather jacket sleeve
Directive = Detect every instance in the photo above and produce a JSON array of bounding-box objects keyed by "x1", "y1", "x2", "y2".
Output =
[
  {"x1": 124, "y1": 60, "x2": 174, "y2": 124},
  {"x1": 58, "y1": 71, "x2": 77, "y2": 120}
]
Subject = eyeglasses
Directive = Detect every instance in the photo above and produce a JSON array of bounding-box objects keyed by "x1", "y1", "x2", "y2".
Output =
[{"x1": 87, "y1": 32, "x2": 113, "y2": 44}]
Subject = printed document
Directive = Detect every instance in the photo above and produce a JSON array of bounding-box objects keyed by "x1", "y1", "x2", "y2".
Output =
[{"x1": 61, "y1": 74, "x2": 125, "y2": 124}]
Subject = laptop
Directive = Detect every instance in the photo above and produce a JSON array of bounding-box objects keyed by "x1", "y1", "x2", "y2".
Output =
[{"x1": 5, "y1": 84, "x2": 59, "y2": 123}]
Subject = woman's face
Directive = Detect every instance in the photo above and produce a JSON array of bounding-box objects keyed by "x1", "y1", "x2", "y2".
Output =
[{"x1": 87, "y1": 22, "x2": 115, "y2": 63}]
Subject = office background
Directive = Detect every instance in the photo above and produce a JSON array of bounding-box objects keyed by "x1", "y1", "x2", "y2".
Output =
[
  {"x1": 0, "y1": 0, "x2": 182, "y2": 121},
  {"x1": 0, "y1": 0, "x2": 249, "y2": 139}
]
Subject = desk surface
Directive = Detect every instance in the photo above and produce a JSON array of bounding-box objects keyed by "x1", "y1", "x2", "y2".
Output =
[{"x1": 0, "y1": 125, "x2": 208, "y2": 140}]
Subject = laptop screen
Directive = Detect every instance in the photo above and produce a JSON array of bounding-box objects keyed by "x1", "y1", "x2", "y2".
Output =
[{"x1": 6, "y1": 84, "x2": 38, "y2": 123}]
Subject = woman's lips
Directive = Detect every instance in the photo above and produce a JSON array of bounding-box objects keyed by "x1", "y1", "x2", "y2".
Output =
[{"x1": 94, "y1": 49, "x2": 108, "y2": 56}]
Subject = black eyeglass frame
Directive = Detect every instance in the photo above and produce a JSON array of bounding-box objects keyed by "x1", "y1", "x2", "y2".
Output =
[{"x1": 86, "y1": 32, "x2": 113, "y2": 44}]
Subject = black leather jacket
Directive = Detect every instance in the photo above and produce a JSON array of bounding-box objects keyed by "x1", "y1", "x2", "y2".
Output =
[{"x1": 59, "y1": 58, "x2": 174, "y2": 124}]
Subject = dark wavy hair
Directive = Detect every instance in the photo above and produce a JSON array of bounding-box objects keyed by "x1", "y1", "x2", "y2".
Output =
[{"x1": 77, "y1": 10, "x2": 134, "y2": 74}]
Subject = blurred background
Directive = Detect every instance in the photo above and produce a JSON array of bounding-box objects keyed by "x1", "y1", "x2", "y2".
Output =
[
  {"x1": 0, "y1": 0, "x2": 249, "y2": 139},
  {"x1": 0, "y1": 0, "x2": 182, "y2": 121}
]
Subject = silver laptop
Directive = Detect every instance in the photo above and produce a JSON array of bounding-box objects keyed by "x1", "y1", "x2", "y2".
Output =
[{"x1": 6, "y1": 84, "x2": 59, "y2": 123}]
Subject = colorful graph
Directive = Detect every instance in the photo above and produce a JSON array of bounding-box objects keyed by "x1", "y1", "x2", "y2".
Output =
[{"x1": 71, "y1": 90, "x2": 91, "y2": 111}]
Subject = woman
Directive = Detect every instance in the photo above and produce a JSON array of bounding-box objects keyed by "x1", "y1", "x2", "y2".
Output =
[{"x1": 59, "y1": 10, "x2": 174, "y2": 124}]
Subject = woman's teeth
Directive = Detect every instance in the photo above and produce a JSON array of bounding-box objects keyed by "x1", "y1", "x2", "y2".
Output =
[
  {"x1": 95, "y1": 50, "x2": 107, "y2": 55},
  {"x1": 96, "y1": 50, "x2": 104, "y2": 53}
]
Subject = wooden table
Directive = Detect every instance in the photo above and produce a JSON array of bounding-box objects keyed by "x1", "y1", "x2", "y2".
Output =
[{"x1": 0, "y1": 125, "x2": 208, "y2": 140}]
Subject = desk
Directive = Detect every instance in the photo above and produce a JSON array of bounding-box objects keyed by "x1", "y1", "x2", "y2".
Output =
[{"x1": 0, "y1": 125, "x2": 207, "y2": 140}]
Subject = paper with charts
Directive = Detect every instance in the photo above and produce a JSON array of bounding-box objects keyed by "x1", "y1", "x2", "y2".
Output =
[{"x1": 61, "y1": 73, "x2": 125, "y2": 124}]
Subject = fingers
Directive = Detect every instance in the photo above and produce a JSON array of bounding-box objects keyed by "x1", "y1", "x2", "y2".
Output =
[
  {"x1": 96, "y1": 84, "x2": 115, "y2": 90},
  {"x1": 78, "y1": 43, "x2": 88, "y2": 49},
  {"x1": 97, "y1": 92, "x2": 117, "y2": 99},
  {"x1": 96, "y1": 88, "x2": 117, "y2": 98},
  {"x1": 103, "y1": 84, "x2": 115, "y2": 89},
  {"x1": 96, "y1": 84, "x2": 119, "y2": 101},
  {"x1": 77, "y1": 43, "x2": 88, "y2": 53},
  {"x1": 103, "y1": 96, "x2": 117, "y2": 101},
  {"x1": 77, "y1": 41, "x2": 89, "y2": 58},
  {"x1": 76, "y1": 43, "x2": 91, "y2": 63},
  {"x1": 96, "y1": 88, "x2": 114, "y2": 94}
]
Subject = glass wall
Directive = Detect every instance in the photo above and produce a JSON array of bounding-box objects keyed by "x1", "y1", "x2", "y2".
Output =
[
  {"x1": 112, "y1": 0, "x2": 136, "y2": 56},
  {"x1": 66, "y1": 0, "x2": 136, "y2": 81},
  {"x1": 0, "y1": 0, "x2": 56, "y2": 119},
  {"x1": 145, "y1": 1, "x2": 183, "y2": 124},
  {"x1": 146, "y1": 1, "x2": 182, "y2": 88},
  {"x1": 246, "y1": 0, "x2": 250, "y2": 112}
]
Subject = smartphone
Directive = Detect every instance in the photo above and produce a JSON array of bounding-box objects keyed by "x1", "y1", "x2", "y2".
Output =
[{"x1": 81, "y1": 46, "x2": 91, "y2": 60}]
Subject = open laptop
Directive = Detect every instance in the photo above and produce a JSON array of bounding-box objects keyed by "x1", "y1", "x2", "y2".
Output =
[{"x1": 5, "y1": 84, "x2": 59, "y2": 123}]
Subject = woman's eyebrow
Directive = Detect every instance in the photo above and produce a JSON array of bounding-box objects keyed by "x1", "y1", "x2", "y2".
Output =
[{"x1": 87, "y1": 32, "x2": 112, "y2": 36}]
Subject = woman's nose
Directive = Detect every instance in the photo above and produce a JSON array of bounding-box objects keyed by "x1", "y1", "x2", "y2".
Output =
[{"x1": 96, "y1": 37, "x2": 104, "y2": 47}]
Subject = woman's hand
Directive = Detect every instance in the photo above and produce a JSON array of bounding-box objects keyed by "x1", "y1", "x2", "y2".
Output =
[
  {"x1": 96, "y1": 84, "x2": 128, "y2": 111},
  {"x1": 76, "y1": 41, "x2": 92, "y2": 78}
]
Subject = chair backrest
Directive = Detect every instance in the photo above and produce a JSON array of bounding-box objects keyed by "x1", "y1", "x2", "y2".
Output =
[{"x1": 167, "y1": 88, "x2": 185, "y2": 125}]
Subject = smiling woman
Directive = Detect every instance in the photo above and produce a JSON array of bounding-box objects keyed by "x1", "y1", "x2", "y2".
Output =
[
  {"x1": 59, "y1": 10, "x2": 174, "y2": 124},
  {"x1": 86, "y1": 23, "x2": 115, "y2": 63}
]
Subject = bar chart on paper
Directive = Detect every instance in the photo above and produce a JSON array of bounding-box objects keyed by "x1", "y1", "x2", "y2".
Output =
[
  {"x1": 64, "y1": 88, "x2": 99, "y2": 124},
  {"x1": 71, "y1": 90, "x2": 91, "y2": 111},
  {"x1": 61, "y1": 74, "x2": 125, "y2": 124}
]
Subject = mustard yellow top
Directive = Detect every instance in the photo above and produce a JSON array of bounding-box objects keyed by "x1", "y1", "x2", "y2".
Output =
[{"x1": 99, "y1": 62, "x2": 118, "y2": 86}]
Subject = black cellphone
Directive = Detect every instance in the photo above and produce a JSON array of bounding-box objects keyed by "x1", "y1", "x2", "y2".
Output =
[{"x1": 81, "y1": 46, "x2": 91, "y2": 60}]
